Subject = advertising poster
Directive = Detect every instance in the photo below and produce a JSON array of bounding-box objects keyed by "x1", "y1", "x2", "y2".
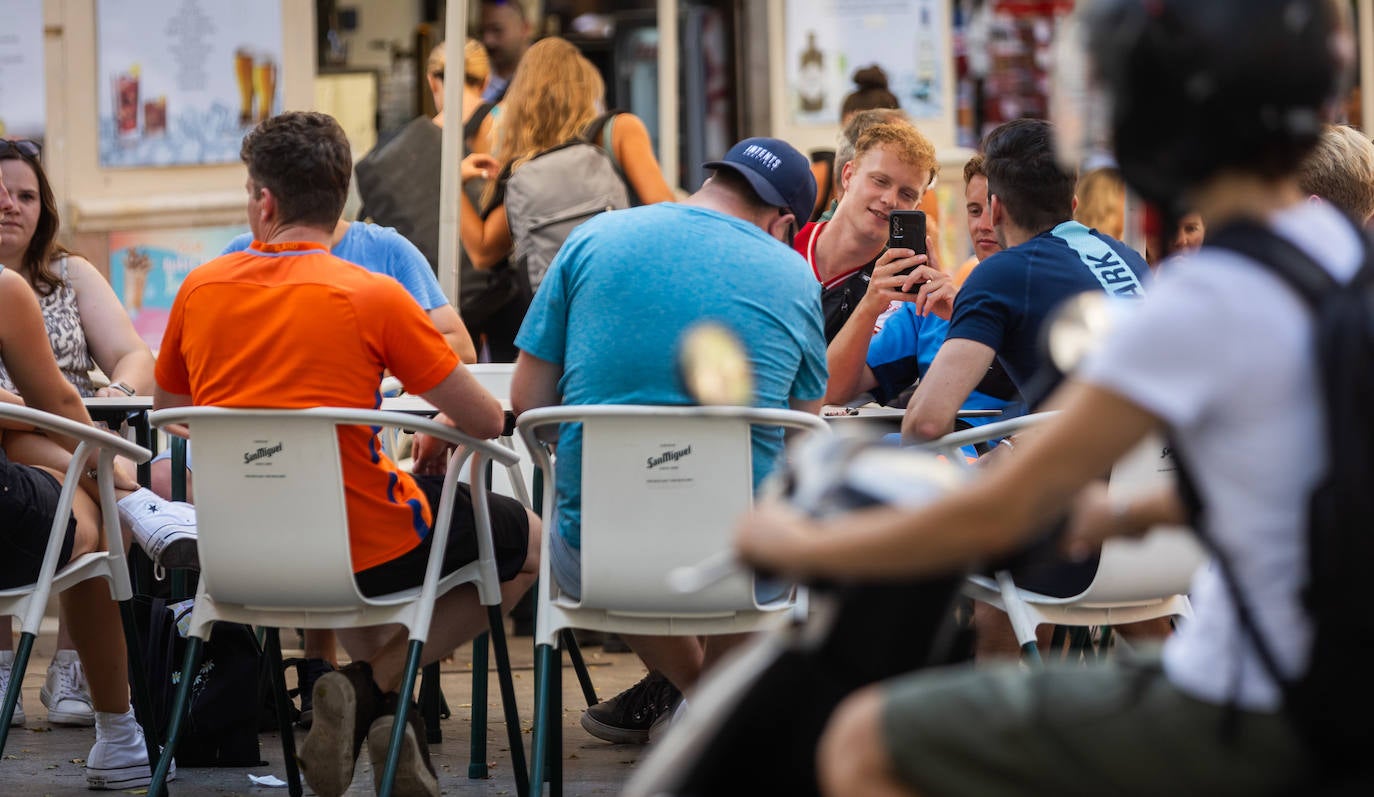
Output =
[
  {"x1": 109, "y1": 226, "x2": 247, "y2": 351},
  {"x1": 0, "y1": 0, "x2": 47, "y2": 139},
  {"x1": 96, "y1": 0, "x2": 283, "y2": 168},
  {"x1": 786, "y1": 0, "x2": 946, "y2": 125}
]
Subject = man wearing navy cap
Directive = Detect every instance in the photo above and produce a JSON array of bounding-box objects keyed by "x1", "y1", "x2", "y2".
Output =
[{"x1": 511, "y1": 137, "x2": 828, "y2": 744}]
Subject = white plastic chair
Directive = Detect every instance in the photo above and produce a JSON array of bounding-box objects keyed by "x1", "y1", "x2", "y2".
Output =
[
  {"x1": 464, "y1": 363, "x2": 533, "y2": 507},
  {"x1": 926, "y1": 413, "x2": 1206, "y2": 661},
  {"x1": 145, "y1": 406, "x2": 528, "y2": 797},
  {"x1": 0, "y1": 405, "x2": 158, "y2": 765},
  {"x1": 516, "y1": 404, "x2": 828, "y2": 794}
]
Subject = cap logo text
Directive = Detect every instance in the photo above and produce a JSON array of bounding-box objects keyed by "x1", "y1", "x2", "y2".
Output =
[{"x1": 740, "y1": 144, "x2": 782, "y2": 171}]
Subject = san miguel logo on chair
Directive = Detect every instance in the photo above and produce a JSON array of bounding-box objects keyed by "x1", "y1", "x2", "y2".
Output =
[
  {"x1": 646, "y1": 445, "x2": 692, "y2": 470},
  {"x1": 243, "y1": 441, "x2": 284, "y2": 465}
]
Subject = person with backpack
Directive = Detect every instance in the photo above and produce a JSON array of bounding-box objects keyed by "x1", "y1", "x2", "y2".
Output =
[
  {"x1": 736, "y1": 1, "x2": 1363, "y2": 794},
  {"x1": 457, "y1": 37, "x2": 674, "y2": 303}
]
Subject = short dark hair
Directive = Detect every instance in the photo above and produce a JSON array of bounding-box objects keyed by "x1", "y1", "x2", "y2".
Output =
[
  {"x1": 239, "y1": 112, "x2": 351, "y2": 228},
  {"x1": 982, "y1": 118, "x2": 1075, "y2": 234},
  {"x1": 707, "y1": 166, "x2": 772, "y2": 213}
]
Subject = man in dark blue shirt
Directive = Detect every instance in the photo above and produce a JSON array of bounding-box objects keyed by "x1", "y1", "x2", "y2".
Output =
[{"x1": 901, "y1": 118, "x2": 1148, "y2": 444}]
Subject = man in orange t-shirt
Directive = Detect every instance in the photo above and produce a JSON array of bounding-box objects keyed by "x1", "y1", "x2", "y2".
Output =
[{"x1": 154, "y1": 111, "x2": 539, "y2": 797}]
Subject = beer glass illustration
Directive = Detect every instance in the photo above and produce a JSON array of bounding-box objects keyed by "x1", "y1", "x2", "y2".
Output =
[
  {"x1": 253, "y1": 58, "x2": 278, "y2": 123},
  {"x1": 123, "y1": 248, "x2": 153, "y2": 316},
  {"x1": 112, "y1": 66, "x2": 141, "y2": 138},
  {"x1": 143, "y1": 96, "x2": 167, "y2": 136},
  {"x1": 235, "y1": 48, "x2": 255, "y2": 125}
]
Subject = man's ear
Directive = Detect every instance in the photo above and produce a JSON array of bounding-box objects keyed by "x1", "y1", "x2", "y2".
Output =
[
  {"x1": 989, "y1": 193, "x2": 1004, "y2": 228},
  {"x1": 256, "y1": 185, "x2": 278, "y2": 224},
  {"x1": 840, "y1": 159, "x2": 855, "y2": 194},
  {"x1": 767, "y1": 211, "x2": 797, "y2": 244}
]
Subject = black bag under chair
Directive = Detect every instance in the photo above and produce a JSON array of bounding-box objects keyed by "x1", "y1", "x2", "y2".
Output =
[{"x1": 134, "y1": 597, "x2": 265, "y2": 767}]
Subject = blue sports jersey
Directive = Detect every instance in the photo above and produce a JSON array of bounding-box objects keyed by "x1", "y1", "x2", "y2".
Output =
[{"x1": 948, "y1": 220, "x2": 1149, "y2": 398}]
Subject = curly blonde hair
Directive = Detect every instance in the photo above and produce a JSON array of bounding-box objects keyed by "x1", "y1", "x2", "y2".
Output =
[
  {"x1": 851, "y1": 121, "x2": 937, "y2": 183},
  {"x1": 485, "y1": 37, "x2": 603, "y2": 205}
]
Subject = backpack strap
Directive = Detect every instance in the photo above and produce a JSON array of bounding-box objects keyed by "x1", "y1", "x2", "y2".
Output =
[
  {"x1": 463, "y1": 101, "x2": 494, "y2": 144},
  {"x1": 1206, "y1": 220, "x2": 1342, "y2": 306},
  {"x1": 582, "y1": 109, "x2": 641, "y2": 206}
]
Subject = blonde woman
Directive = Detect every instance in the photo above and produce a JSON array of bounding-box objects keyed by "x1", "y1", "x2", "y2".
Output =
[
  {"x1": 430, "y1": 38, "x2": 495, "y2": 155},
  {"x1": 459, "y1": 37, "x2": 674, "y2": 271},
  {"x1": 1073, "y1": 167, "x2": 1127, "y2": 240}
]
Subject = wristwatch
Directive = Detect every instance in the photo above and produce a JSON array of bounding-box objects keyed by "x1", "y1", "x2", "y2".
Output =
[{"x1": 107, "y1": 381, "x2": 136, "y2": 396}]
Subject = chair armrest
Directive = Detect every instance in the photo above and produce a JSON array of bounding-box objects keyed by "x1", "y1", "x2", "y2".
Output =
[
  {"x1": 918, "y1": 411, "x2": 1059, "y2": 459},
  {"x1": 0, "y1": 404, "x2": 152, "y2": 463},
  {"x1": 149, "y1": 406, "x2": 519, "y2": 468},
  {"x1": 515, "y1": 404, "x2": 829, "y2": 441}
]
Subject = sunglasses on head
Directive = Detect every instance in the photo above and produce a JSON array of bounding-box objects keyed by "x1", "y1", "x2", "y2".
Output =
[{"x1": 0, "y1": 139, "x2": 42, "y2": 159}]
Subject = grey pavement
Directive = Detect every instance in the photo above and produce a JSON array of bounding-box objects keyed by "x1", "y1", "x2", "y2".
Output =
[{"x1": 3, "y1": 623, "x2": 652, "y2": 796}]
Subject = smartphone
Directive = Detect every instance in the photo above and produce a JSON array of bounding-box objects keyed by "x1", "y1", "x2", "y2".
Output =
[{"x1": 887, "y1": 209, "x2": 927, "y2": 290}]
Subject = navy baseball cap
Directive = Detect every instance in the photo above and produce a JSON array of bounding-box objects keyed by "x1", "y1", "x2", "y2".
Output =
[{"x1": 704, "y1": 137, "x2": 817, "y2": 224}]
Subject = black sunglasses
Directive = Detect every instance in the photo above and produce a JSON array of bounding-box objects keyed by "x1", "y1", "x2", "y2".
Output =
[{"x1": 0, "y1": 139, "x2": 41, "y2": 159}]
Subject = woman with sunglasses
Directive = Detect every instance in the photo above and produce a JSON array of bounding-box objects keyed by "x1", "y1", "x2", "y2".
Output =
[{"x1": 0, "y1": 138, "x2": 156, "y2": 730}]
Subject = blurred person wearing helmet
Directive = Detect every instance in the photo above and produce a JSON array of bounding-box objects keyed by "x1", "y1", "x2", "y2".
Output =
[{"x1": 736, "y1": 1, "x2": 1352, "y2": 795}]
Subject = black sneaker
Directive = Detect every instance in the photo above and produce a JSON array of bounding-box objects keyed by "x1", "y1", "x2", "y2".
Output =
[
  {"x1": 579, "y1": 671, "x2": 682, "y2": 745},
  {"x1": 297, "y1": 661, "x2": 382, "y2": 797},
  {"x1": 295, "y1": 658, "x2": 335, "y2": 729},
  {"x1": 367, "y1": 694, "x2": 439, "y2": 797}
]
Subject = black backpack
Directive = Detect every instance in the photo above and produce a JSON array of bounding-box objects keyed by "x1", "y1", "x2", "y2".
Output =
[{"x1": 1181, "y1": 219, "x2": 1374, "y2": 790}]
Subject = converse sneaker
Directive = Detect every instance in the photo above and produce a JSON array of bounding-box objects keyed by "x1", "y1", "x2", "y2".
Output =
[
  {"x1": 117, "y1": 488, "x2": 199, "y2": 578},
  {"x1": 86, "y1": 722, "x2": 176, "y2": 789},
  {"x1": 366, "y1": 694, "x2": 439, "y2": 797},
  {"x1": 297, "y1": 661, "x2": 383, "y2": 797},
  {"x1": 580, "y1": 671, "x2": 682, "y2": 745},
  {"x1": 295, "y1": 657, "x2": 335, "y2": 729},
  {"x1": 647, "y1": 695, "x2": 686, "y2": 744},
  {"x1": 41, "y1": 649, "x2": 95, "y2": 726},
  {"x1": 0, "y1": 651, "x2": 26, "y2": 727}
]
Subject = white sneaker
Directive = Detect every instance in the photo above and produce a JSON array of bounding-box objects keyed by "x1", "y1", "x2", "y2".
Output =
[
  {"x1": 0, "y1": 652, "x2": 26, "y2": 727},
  {"x1": 117, "y1": 489, "x2": 199, "y2": 578},
  {"x1": 86, "y1": 725, "x2": 177, "y2": 790},
  {"x1": 41, "y1": 650, "x2": 94, "y2": 726}
]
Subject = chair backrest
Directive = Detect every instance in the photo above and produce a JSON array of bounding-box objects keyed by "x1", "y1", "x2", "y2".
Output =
[
  {"x1": 580, "y1": 413, "x2": 756, "y2": 613},
  {"x1": 150, "y1": 408, "x2": 362, "y2": 610},
  {"x1": 1079, "y1": 433, "x2": 1208, "y2": 604},
  {"x1": 521, "y1": 405, "x2": 827, "y2": 616},
  {"x1": 466, "y1": 363, "x2": 517, "y2": 399},
  {"x1": 929, "y1": 416, "x2": 1206, "y2": 605}
]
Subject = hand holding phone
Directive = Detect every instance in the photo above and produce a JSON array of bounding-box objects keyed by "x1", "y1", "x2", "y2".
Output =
[{"x1": 887, "y1": 209, "x2": 927, "y2": 291}]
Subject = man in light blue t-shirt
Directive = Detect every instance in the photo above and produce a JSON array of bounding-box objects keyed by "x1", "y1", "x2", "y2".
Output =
[
  {"x1": 511, "y1": 137, "x2": 827, "y2": 745},
  {"x1": 223, "y1": 220, "x2": 475, "y2": 361}
]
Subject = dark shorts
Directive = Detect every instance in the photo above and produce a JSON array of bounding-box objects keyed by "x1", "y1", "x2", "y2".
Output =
[
  {"x1": 353, "y1": 475, "x2": 530, "y2": 597},
  {"x1": 0, "y1": 453, "x2": 76, "y2": 589},
  {"x1": 984, "y1": 517, "x2": 1099, "y2": 599}
]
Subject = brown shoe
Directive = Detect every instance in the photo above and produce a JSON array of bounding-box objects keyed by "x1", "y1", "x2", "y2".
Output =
[
  {"x1": 297, "y1": 661, "x2": 382, "y2": 797},
  {"x1": 367, "y1": 694, "x2": 438, "y2": 797}
]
